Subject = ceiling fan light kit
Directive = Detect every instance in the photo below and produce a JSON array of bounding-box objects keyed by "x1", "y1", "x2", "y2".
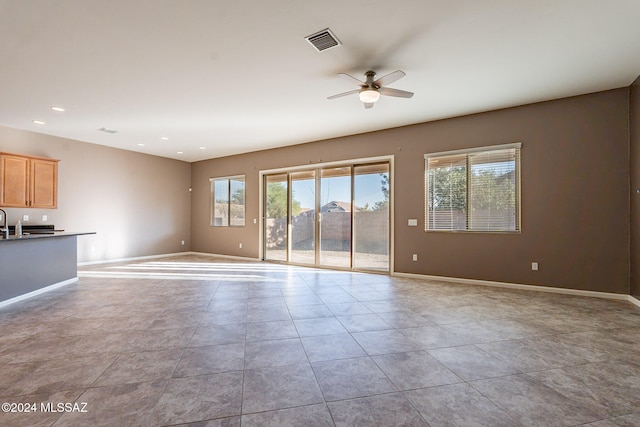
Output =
[
  {"x1": 328, "y1": 70, "x2": 414, "y2": 109},
  {"x1": 359, "y1": 88, "x2": 380, "y2": 103}
]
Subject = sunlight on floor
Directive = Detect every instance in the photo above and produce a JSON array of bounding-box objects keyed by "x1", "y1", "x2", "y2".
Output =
[{"x1": 77, "y1": 259, "x2": 363, "y2": 282}]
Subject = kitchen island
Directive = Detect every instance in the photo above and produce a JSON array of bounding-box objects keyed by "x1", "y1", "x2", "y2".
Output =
[{"x1": 0, "y1": 232, "x2": 95, "y2": 306}]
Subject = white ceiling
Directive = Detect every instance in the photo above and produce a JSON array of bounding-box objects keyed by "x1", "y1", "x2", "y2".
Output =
[{"x1": 1, "y1": 0, "x2": 639, "y2": 162}]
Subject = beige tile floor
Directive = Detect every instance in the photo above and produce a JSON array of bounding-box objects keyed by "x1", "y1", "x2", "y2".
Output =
[{"x1": 0, "y1": 254, "x2": 639, "y2": 426}]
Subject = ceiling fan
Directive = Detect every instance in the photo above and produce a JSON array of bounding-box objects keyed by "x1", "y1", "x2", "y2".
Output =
[{"x1": 327, "y1": 70, "x2": 414, "y2": 109}]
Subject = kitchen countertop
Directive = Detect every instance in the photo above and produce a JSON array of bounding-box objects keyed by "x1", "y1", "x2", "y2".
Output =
[
  {"x1": 0, "y1": 231, "x2": 95, "y2": 243},
  {"x1": 0, "y1": 231, "x2": 94, "y2": 304}
]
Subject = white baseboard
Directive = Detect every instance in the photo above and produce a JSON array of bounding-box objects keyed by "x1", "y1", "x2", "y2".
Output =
[
  {"x1": 392, "y1": 272, "x2": 632, "y2": 302},
  {"x1": 0, "y1": 278, "x2": 78, "y2": 309},
  {"x1": 630, "y1": 295, "x2": 640, "y2": 308},
  {"x1": 77, "y1": 251, "x2": 191, "y2": 266},
  {"x1": 78, "y1": 251, "x2": 261, "y2": 267},
  {"x1": 188, "y1": 251, "x2": 261, "y2": 262}
]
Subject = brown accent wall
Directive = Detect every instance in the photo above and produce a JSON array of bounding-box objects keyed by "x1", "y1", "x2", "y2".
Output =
[
  {"x1": 192, "y1": 89, "x2": 630, "y2": 294},
  {"x1": 631, "y1": 76, "x2": 640, "y2": 299},
  {"x1": 0, "y1": 126, "x2": 192, "y2": 262}
]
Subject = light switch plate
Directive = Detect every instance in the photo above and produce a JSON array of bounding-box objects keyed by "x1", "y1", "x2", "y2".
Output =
[
  {"x1": 408, "y1": 219, "x2": 418, "y2": 226},
  {"x1": 23, "y1": 215, "x2": 29, "y2": 221}
]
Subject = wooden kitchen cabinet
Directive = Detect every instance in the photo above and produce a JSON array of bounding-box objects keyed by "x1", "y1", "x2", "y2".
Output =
[{"x1": 0, "y1": 153, "x2": 59, "y2": 208}]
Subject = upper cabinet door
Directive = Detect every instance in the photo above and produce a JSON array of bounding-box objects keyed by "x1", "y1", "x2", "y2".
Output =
[
  {"x1": 0, "y1": 154, "x2": 30, "y2": 207},
  {"x1": 30, "y1": 158, "x2": 58, "y2": 208},
  {"x1": 0, "y1": 153, "x2": 59, "y2": 208}
]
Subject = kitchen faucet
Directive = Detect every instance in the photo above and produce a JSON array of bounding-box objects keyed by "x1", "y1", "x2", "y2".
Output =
[{"x1": 0, "y1": 208, "x2": 7, "y2": 238}]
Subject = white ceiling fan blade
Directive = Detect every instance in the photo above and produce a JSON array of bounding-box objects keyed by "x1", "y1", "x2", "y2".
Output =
[
  {"x1": 373, "y1": 70, "x2": 406, "y2": 88},
  {"x1": 364, "y1": 102, "x2": 374, "y2": 109},
  {"x1": 327, "y1": 89, "x2": 360, "y2": 100},
  {"x1": 379, "y1": 87, "x2": 414, "y2": 98},
  {"x1": 338, "y1": 73, "x2": 365, "y2": 87}
]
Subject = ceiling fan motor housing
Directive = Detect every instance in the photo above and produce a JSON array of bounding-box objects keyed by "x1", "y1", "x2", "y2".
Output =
[{"x1": 364, "y1": 71, "x2": 377, "y2": 87}]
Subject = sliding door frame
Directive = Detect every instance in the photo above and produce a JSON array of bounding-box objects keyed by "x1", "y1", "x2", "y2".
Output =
[{"x1": 259, "y1": 155, "x2": 394, "y2": 273}]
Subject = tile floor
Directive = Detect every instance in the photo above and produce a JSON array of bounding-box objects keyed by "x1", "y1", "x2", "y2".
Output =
[{"x1": 0, "y1": 254, "x2": 639, "y2": 426}]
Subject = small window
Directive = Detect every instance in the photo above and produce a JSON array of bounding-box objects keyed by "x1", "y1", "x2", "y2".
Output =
[
  {"x1": 425, "y1": 143, "x2": 521, "y2": 232},
  {"x1": 211, "y1": 175, "x2": 245, "y2": 227}
]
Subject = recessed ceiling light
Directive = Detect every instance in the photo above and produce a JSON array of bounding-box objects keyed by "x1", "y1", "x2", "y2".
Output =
[
  {"x1": 137, "y1": 143, "x2": 145, "y2": 147},
  {"x1": 177, "y1": 151, "x2": 184, "y2": 154},
  {"x1": 199, "y1": 147, "x2": 206, "y2": 150},
  {"x1": 32, "y1": 120, "x2": 45, "y2": 125},
  {"x1": 50, "y1": 106, "x2": 65, "y2": 112},
  {"x1": 160, "y1": 137, "x2": 169, "y2": 141}
]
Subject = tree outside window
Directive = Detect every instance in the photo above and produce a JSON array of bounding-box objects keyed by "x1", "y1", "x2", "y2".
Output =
[
  {"x1": 211, "y1": 176, "x2": 245, "y2": 227},
  {"x1": 425, "y1": 144, "x2": 520, "y2": 232}
]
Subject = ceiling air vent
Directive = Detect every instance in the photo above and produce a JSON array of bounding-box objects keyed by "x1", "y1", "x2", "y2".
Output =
[{"x1": 305, "y1": 28, "x2": 341, "y2": 52}]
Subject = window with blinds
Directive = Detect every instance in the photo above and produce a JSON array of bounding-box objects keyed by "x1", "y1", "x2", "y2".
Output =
[{"x1": 425, "y1": 143, "x2": 521, "y2": 232}]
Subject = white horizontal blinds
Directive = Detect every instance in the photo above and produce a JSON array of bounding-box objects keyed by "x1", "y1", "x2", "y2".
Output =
[
  {"x1": 426, "y1": 154, "x2": 467, "y2": 230},
  {"x1": 468, "y1": 148, "x2": 519, "y2": 231},
  {"x1": 425, "y1": 142, "x2": 521, "y2": 232}
]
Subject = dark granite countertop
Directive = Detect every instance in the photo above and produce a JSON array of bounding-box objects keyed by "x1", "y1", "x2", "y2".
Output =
[{"x1": 0, "y1": 231, "x2": 95, "y2": 243}]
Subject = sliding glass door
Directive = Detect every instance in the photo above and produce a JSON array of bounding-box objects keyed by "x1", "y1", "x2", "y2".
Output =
[
  {"x1": 264, "y1": 174, "x2": 288, "y2": 262},
  {"x1": 353, "y1": 163, "x2": 390, "y2": 271},
  {"x1": 263, "y1": 161, "x2": 390, "y2": 272},
  {"x1": 319, "y1": 167, "x2": 352, "y2": 268},
  {"x1": 290, "y1": 170, "x2": 316, "y2": 265}
]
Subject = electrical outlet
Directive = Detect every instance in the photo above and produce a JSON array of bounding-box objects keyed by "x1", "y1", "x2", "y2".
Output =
[
  {"x1": 412, "y1": 254, "x2": 418, "y2": 261},
  {"x1": 239, "y1": 243, "x2": 243, "y2": 249},
  {"x1": 23, "y1": 215, "x2": 29, "y2": 221},
  {"x1": 181, "y1": 240, "x2": 185, "y2": 245},
  {"x1": 42, "y1": 215, "x2": 48, "y2": 222},
  {"x1": 531, "y1": 262, "x2": 539, "y2": 271}
]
